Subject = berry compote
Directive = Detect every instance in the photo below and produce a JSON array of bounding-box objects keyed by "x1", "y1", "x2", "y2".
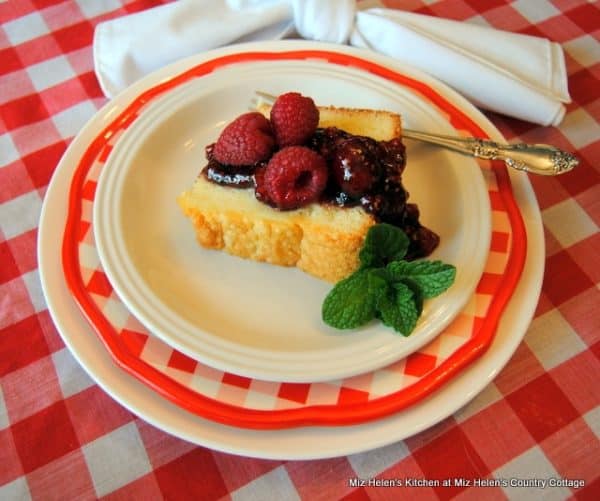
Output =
[{"x1": 201, "y1": 127, "x2": 439, "y2": 259}]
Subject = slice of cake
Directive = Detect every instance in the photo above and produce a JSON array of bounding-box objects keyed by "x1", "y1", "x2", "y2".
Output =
[{"x1": 177, "y1": 92, "x2": 438, "y2": 282}]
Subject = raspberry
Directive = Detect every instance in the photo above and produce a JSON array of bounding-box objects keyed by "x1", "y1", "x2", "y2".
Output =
[
  {"x1": 262, "y1": 146, "x2": 328, "y2": 210},
  {"x1": 212, "y1": 112, "x2": 274, "y2": 166},
  {"x1": 253, "y1": 164, "x2": 271, "y2": 205},
  {"x1": 270, "y1": 92, "x2": 319, "y2": 147}
]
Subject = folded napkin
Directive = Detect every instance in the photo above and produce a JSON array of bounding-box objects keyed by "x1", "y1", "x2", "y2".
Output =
[{"x1": 94, "y1": 0, "x2": 571, "y2": 125}]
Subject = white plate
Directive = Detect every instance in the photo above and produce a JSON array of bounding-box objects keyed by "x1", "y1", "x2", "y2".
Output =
[
  {"x1": 92, "y1": 55, "x2": 490, "y2": 382},
  {"x1": 39, "y1": 41, "x2": 543, "y2": 459}
]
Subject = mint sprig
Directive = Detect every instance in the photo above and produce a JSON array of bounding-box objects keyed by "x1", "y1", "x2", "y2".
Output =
[
  {"x1": 377, "y1": 282, "x2": 419, "y2": 335},
  {"x1": 322, "y1": 223, "x2": 456, "y2": 336},
  {"x1": 322, "y1": 269, "x2": 388, "y2": 329},
  {"x1": 386, "y1": 260, "x2": 456, "y2": 298},
  {"x1": 359, "y1": 223, "x2": 410, "y2": 268}
]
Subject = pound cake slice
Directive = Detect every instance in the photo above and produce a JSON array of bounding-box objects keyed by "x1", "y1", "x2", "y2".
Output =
[{"x1": 177, "y1": 93, "x2": 437, "y2": 283}]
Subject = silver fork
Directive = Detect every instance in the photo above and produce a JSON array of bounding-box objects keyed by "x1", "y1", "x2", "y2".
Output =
[{"x1": 253, "y1": 91, "x2": 578, "y2": 176}]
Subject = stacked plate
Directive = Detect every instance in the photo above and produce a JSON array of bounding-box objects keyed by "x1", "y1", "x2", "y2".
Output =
[{"x1": 39, "y1": 41, "x2": 544, "y2": 459}]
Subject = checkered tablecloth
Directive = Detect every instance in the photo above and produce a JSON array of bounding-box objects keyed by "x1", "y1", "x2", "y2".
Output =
[{"x1": 1, "y1": 1, "x2": 598, "y2": 499}]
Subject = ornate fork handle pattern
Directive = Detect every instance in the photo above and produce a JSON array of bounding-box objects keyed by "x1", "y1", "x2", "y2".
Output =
[
  {"x1": 403, "y1": 129, "x2": 578, "y2": 176},
  {"x1": 253, "y1": 91, "x2": 578, "y2": 176}
]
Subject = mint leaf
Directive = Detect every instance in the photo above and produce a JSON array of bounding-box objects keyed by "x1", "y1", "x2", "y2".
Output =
[
  {"x1": 386, "y1": 260, "x2": 456, "y2": 298},
  {"x1": 322, "y1": 269, "x2": 389, "y2": 329},
  {"x1": 394, "y1": 279, "x2": 424, "y2": 315},
  {"x1": 321, "y1": 224, "x2": 457, "y2": 337},
  {"x1": 377, "y1": 282, "x2": 419, "y2": 336},
  {"x1": 359, "y1": 223, "x2": 409, "y2": 269}
]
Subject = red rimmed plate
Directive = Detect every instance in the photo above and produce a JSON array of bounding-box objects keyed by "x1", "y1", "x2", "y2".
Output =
[
  {"x1": 91, "y1": 52, "x2": 491, "y2": 383},
  {"x1": 40, "y1": 42, "x2": 543, "y2": 459},
  {"x1": 55, "y1": 45, "x2": 526, "y2": 430}
]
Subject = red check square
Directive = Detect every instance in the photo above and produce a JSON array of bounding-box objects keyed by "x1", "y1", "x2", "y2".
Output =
[
  {"x1": 412, "y1": 426, "x2": 489, "y2": 498},
  {"x1": 475, "y1": 272, "x2": 503, "y2": 295},
  {"x1": 78, "y1": 71, "x2": 104, "y2": 99},
  {"x1": 506, "y1": 373, "x2": 580, "y2": 442},
  {"x1": 0, "y1": 47, "x2": 23, "y2": 76},
  {"x1": 277, "y1": 383, "x2": 311, "y2": 404},
  {"x1": 167, "y1": 351, "x2": 197, "y2": 374},
  {"x1": 52, "y1": 21, "x2": 94, "y2": 54},
  {"x1": 337, "y1": 387, "x2": 370, "y2": 405},
  {"x1": 11, "y1": 401, "x2": 80, "y2": 473},
  {"x1": 565, "y1": 3, "x2": 600, "y2": 33},
  {"x1": 22, "y1": 141, "x2": 66, "y2": 189},
  {"x1": 557, "y1": 157, "x2": 598, "y2": 199},
  {"x1": 86, "y1": 270, "x2": 113, "y2": 297},
  {"x1": 404, "y1": 352, "x2": 437, "y2": 377},
  {"x1": 543, "y1": 251, "x2": 594, "y2": 307},
  {"x1": 1, "y1": 93, "x2": 50, "y2": 130},
  {"x1": 578, "y1": 478, "x2": 600, "y2": 500},
  {"x1": 154, "y1": 449, "x2": 228, "y2": 500},
  {"x1": 490, "y1": 231, "x2": 510, "y2": 253},
  {"x1": 221, "y1": 372, "x2": 252, "y2": 389},
  {"x1": 81, "y1": 179, "x2": 97, "y2": 201},
  {"x1": 568, "y1": 68, "x2": 600, "y2": 106},
  {"x1": 0, "y1": 315, "x2": 50, "y2": 377},
  {"x1": 120, "y1": 329, "x2": 149, "y2": 358},
  {"x1": 0, "y1": 239, "x2": 21, "y2": 284}
]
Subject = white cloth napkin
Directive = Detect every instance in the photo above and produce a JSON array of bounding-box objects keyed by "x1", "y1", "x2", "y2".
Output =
[{"x1": 94, "y1": 0, "x2": 571, "y2": 125}]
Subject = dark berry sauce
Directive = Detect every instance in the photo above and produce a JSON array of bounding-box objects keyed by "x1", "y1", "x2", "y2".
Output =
[
  {"x1": 202, "y1": 143, "x2": 260, "y2": 188},
  {"x1": 204, "y1": 160, "x2": 256, "y2": 188},
  {"x1": 201, "y1": 127, "x2": 439, "y2": 259}
]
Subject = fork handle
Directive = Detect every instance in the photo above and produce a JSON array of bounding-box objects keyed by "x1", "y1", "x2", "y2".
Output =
[{"x1": 403, "y1": 129, "x2": 578, "y2": 176}]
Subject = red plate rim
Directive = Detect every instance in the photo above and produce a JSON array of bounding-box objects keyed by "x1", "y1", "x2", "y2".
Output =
[{"x1": 61, "y1": 49, "x2": 527, "y2": 429}]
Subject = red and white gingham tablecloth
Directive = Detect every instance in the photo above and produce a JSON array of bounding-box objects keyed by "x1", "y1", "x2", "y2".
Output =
[{"x1": 1, "y1": 1, "x2": 599, "y2": 499}]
